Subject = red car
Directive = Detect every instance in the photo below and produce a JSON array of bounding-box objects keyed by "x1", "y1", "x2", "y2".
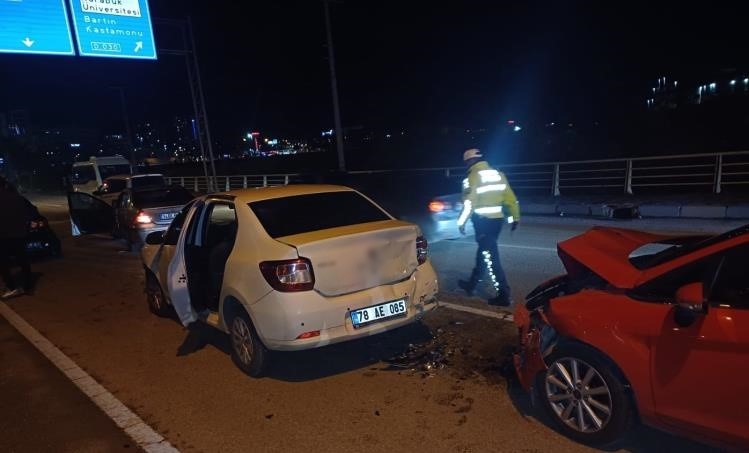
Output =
[{"x1": 514, "y1": 225, "x2": 749, "y2": 449}]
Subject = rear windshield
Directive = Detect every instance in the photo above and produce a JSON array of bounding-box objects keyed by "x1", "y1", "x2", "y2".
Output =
[
  {"x1": 98, "y1": 164, "x2": 131, "y2": 179},
  {"x1": 249, "y1": 191, "x2": 390, "y2": 238},
  {"x1": 131, "y1": 175, "x2": 165, "y2": 189},
  {"x1": 132, "y1": 187, "x2": 194, "y2": 208}
]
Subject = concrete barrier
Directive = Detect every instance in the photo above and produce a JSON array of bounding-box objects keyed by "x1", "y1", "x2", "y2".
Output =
[
  {"x1": 725, "y1": 205, "x2": 749, "y2": 219},
  {"x1": 557, "y1": 204, "x2": 591, "y2": 216},
  {"x1": 639, "y1": 204, "x2": 681, "y2": 218},
  {"x1": 523, "y1": 203, "x2": 558, "y2": 215},
  {"x1": 680, "y1": 205, "x2": 727, "y2": 219}
]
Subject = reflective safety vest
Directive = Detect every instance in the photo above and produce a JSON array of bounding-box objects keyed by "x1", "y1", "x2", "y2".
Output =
[{"x1": 457, "y1": 161, "x2": 520, "y2": 226}]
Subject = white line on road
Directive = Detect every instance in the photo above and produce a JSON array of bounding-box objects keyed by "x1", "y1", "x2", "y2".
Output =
[
  {"x1": 447, "y1": 240, "x2": 556, "y2": 252},
  {"x1": 440, "y1": 301, "x2": 514, "y2": 322},
  {"x1": 0, "y1": 303, "x2": 180, "y2": 453}
]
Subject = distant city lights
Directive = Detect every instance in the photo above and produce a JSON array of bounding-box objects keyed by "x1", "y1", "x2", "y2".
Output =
[
  {"x1": 513, "y1": 125, "x2": 522, "y2": 132},
  {"x1": 321, "y1": 129, "x2": 334, "y2": 137}
]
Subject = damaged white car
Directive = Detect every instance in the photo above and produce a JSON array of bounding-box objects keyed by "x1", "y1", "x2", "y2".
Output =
[{"x1": 138, "y1": 185, "x2": 439, "y2": 376}]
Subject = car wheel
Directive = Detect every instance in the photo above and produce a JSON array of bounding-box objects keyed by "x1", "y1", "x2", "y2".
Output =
[
  {"x1": 229, "y1": 310, "x2": 267, "y2": 377},
  {"x1": 536, "y1": 343, "x2": 633, "y2": 446},
  {"x1": 146, "y1": 274, "x2": 171, "y2": 317}
]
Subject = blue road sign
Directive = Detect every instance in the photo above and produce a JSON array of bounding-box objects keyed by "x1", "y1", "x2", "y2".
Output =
[
  {"x1": 68, "y1": 0, "x2": 157, "y2": 60},
  {"x1": 0, "y1": 0, "x2": 75, "y2": 56}
]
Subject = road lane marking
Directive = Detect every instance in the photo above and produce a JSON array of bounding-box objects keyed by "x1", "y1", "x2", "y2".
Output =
[
  {"x1": 444, "y1": 240, "x2": 556, "y2": 252},
  {"x1": 440, "y1": 301, "x2": 514, "y2": 322},
  {"x1": 0, "y1": 303, "x2": 180, "y2": 453}
]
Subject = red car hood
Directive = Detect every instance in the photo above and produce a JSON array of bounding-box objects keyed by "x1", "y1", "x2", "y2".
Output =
[{"x1": 557, "y1": 227, "x2": 675, "y2": 289}]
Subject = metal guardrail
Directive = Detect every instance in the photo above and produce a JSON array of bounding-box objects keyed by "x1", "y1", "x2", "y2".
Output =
[
  {"x1": 349, "y1": 150, "x2": 749, "y2": 195},
  {"x1": 165, "y1": 174, "x2": 300, "y2": 192},
  {"x1": 166, "y1": 151, "x2": 749, "y2": 196}
]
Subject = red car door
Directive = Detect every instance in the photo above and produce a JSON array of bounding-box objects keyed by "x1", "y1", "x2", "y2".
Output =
[{"x1": 650, "y1": 244, "x2": 749, "y2": 449}]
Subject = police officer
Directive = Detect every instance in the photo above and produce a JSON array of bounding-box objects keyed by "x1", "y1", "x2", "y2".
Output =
[{"x1": 456, "y1": 149, "x2": 520, "y2": 306}]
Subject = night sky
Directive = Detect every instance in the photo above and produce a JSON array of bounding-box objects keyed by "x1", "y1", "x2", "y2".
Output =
[{"x1": 0, "y1": 1, "x2": 745, "y2": 144}]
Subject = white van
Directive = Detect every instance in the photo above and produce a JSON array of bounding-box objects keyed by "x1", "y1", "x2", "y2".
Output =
[{"x1": 70, "y1": 156, "x2": 132, "y2": 194}]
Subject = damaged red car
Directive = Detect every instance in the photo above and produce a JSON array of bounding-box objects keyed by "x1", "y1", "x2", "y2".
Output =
[{"x1": 514, "y1": 225, "x2": 749, "y2": 449}]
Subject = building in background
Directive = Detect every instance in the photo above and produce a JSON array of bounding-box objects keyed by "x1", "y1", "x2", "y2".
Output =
[{"x1": 647, "y1": 70, "x2": 749, "y2": 111}]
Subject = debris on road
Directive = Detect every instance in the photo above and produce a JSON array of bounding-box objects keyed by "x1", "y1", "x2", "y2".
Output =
[{"x1": 384, "y1": 307, "x2": 517, "y2": 384}]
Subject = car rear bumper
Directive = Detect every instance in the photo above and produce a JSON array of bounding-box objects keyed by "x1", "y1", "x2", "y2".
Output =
[{"x1": 250, "y1": 262, "x2": 439, "y2": 351}]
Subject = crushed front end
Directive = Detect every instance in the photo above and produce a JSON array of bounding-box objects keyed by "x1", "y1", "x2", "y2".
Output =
[{"x1": 512, "y1": 275, "x2": 567, "y2": 391}]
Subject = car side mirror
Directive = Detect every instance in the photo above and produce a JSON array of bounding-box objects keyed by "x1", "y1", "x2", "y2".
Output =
[
  {"x1": 673, "y1": 282, "x2": 705, "y2": 328},
  {"x1": 145, "y1": 231, "x2": 165, "y2": 245}
]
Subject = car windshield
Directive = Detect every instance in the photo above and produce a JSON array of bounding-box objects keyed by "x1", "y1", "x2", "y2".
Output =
[
  {"x1": 132, "y1": 187, "x2": 194, "y2": 208},
  {"x1": 71, "y1": 165, "x2": 96, "y2": 184},
  {"x1": 629, "y1": 225, "x2": 749, "y2": 269},
  {"x1": 98, "y1": 164, "x2": 131, "y2": 179},
  {"x1": 131, "y1": 175, "x2": 165, "y2": 189},
  {"x1": 249, "y1": 191, "x2": 391, "y2": 238}
]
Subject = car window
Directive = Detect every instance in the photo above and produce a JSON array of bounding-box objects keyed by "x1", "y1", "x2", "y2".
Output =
[
  {"x1": 132, "y1": 187, "x2": 193, "y2": 209},
  {"x1": 249, "y1": 191, "x2": 390, "y2": 238},
  {"x1": 205, "y1": 203, "x2": 237, "y2": 248},
  {"x1": 98, "y1": 164, "x2": 131, "y2": 180},
  {"x1": 71, "y1": 165, "x2": 96, "y2": 184},
  {"x1": 164, "y1": 203, "x2": 194, "y2": 246},
  {"x1": 709, "y1": 244, "x2": 749, "y2": 309},
  {"x1": 105, "y1": 179, "x2": 126, "y2": 193},
  {"x1": 633, "y1": 252, "x2": 722, "y2": 302},
  {"x1": 131, "y1": 176, "x2": 165, "y2": 189}
]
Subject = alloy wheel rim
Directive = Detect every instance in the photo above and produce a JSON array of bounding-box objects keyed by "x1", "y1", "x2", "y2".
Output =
[
  {"x1": 231, "y1": 318, "x2": 254, "y2": 365},
  {"x1": 545, "y1": 357, "x2": 613, "y2": 433}
]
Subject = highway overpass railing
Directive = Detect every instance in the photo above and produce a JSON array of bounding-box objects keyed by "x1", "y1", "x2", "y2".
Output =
[
  {"x1": 166, "y1": 150, "x2": 749, "y2": 196},
  {"x1": 348, "y1": 150, "x2": 749, "y2": 195},
  {"x1": 165, "y1": 174, "x2": 301, "y2": 192}
]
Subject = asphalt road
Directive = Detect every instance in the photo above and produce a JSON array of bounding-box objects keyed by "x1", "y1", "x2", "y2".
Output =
[{"x1": 0, "y1": 195, "x2": 732, "y2": 453}]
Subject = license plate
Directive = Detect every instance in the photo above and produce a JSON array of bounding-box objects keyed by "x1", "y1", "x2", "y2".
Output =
[
  {"x1": 350, "y1": 298, "x2": 407, "y2": 328},
  {"x1": 160, "y1": 212, "x2": 178, "y2": 221}
]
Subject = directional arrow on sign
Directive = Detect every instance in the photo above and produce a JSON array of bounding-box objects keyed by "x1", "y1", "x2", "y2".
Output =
[
  {"x1": 22, "y1": 37, "x2": 35, "y2": 48},
  {"x1": 134, "y1": 41, "x2": 143, "y2": 52}
]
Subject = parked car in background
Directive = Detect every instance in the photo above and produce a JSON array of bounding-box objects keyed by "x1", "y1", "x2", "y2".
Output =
[
  {"x1": 113, "y1": 186, "x2": 194, "y2": 251},
  {"x1": 67, "y1": 185, "x2": 194, "y2": 251},
  {"x1": 95, "y1": 174, "x2": 166, "y2": 206},
  {"x1": 70, "y1": 156, "x2": 131, "y2": 194},
  {"x1": 428, "y1": 192, "x2": 474, "y2": 240},
  {"x1": 22, "y1": 199, "x2": 62, "y2": 258},
  {"x1": 514, "y1": 225, "x2": 749, "y2": 450},
  {"x1": 134, "y1": 185, "x2": 439, "y2": 377}
]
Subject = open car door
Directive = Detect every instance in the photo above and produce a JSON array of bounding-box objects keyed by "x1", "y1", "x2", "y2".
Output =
[
  {"x1": 67, "y1": 192, "x2": 114, "y2": 236},
  {"x1": 166, "y1": 200, "x2": 203, "y2": 326}
]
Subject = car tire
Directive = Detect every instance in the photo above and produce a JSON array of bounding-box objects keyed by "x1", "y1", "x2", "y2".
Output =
[
  {"x1": 145, "y1": 273, "x2": 172, "y2": 317},
  {"x1": 229, "y1": 310, "x2": 267, "y2": 378},
  {"x1": 535, "y1": 343, "x2": 634, "y2": 446}
]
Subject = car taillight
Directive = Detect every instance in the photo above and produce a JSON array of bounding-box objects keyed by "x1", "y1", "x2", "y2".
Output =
[
  {"x1": 259, "y1": 258, "x2": 315, "y2": 292},
  {"x1": 30, "y1": 219, "x2": 46, "y2": 229},
  {"x1": 135, "y1": 212, "x2": 153, "y2": 224},
  {"x1": 416, "y1": 235, "x2": 428, "y2": 265},
  {"x1": 428, "y1": 200, "x2": 446, "y2": 213}
]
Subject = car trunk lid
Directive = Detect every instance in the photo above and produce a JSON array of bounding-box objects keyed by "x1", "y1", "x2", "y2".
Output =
[
  {"x1": 277, "y1": 220, "x2": 419, "y2": 296},
  {"x1": 557, "y1": 227, "x2": 674, "y2": 289}
]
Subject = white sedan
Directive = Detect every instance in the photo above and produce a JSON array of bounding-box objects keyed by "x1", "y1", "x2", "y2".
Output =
[{"x1": 139, "y1": 184, "x2": 439, "y2": 376}]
